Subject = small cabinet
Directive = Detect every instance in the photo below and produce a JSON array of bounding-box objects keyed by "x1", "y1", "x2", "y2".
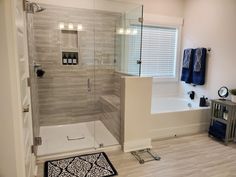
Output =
[{"x1": 209, "y1": 99, "x2": 236, "y2": 144}]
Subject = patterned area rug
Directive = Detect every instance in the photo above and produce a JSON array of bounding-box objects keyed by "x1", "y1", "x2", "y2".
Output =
[{"x1": 44, "y1": 152, "x2": 118, "y2": 177}]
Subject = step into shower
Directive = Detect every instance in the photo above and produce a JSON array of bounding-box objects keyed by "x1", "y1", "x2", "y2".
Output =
[{"x1": 37, "y1": 120, "x2": 119, "y2": 156}]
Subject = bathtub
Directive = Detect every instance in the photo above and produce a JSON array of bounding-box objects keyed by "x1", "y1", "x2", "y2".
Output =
[{"x1": 150, "y1": 97, "x2": 210, "y2": 140}]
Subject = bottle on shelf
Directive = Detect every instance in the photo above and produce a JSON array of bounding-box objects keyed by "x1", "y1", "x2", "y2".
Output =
[
  {"x1": 67, "y1": 54, "x2": 72, "y2": 65},
  {"x1": 72, "y1": 54, "x2": 78, "y2": 65},
  {"x1": 62, "y1": 53, "x2": 68, "y2": 65}
]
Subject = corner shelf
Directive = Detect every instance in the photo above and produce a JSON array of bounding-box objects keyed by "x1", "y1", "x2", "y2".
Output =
[{"x1": 209, "y1": 99, "x2": 236, "y2": 145}]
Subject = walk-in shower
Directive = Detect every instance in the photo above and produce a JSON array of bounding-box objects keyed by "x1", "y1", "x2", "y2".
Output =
[{"x1": 27, "y1": 0, "x2": 143, "y2": 157}]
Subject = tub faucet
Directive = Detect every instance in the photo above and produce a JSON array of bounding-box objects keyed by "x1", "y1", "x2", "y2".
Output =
[{"x1": 188, "y1": 91, "x2": 195, "y2": 100}]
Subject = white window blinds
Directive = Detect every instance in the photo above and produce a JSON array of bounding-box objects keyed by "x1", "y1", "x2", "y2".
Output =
[{"x1": 141, "y1": 26, "x2": 178, "y2": 78}]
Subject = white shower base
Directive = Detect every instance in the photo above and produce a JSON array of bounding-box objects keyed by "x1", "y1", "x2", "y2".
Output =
[{"x1": 37, "y1": 120, "x2": 119, "y2": 156}]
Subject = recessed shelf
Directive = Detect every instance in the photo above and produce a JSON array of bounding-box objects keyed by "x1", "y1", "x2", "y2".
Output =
[
  {"x1": 61, "y1": 30, "x2": 78, "y2": 51},
  {"x1": 62, "y1": 52, "x2": 78, "y2": 65},
  {"x1": 60, "y1": 26, "x2": 80, "y2": 66}
]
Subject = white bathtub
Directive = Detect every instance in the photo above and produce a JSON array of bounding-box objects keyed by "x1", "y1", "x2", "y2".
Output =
[
  {"x1": 151, "y1": 97, "x2": 199, "y2": 113},
  {"x1": 150, "y1": 97, "x2": 210, "y2": 140}
]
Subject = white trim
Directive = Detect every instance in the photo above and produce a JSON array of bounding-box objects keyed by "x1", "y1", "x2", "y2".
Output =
[
  {"x1": 123, "y1": 138, "x2": 152, "y2": 152},
  {"x1": 150, "y1": 123, "x2": 209, "y2": 141},
  {"x1": 144, "y1": 13, "x2": 184, "y2": 27},
  {"x1": 1, "y1": 0, "x2": 35, "y2": 176}
]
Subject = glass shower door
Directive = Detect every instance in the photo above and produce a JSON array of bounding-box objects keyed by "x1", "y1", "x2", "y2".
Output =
[{"x1": 93, "y1": 2, "x2": 144, "y2": 149}]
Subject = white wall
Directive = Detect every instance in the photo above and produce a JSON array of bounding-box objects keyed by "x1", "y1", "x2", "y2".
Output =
[
  {"x1": 0, "y1": 1, "x2": 19, "y2": 177},
  {"x1": 117, "y1": 0, "x2": 185, "y2": 17},
  {"x1": 181, "y1": 0, "x2": 236, "y2": 102},
  {"x1": 35, "y1": 0, "x2": 185, "y2": 16},
  {"x1": 33, "y1": 0, "x2": 140, "y2": 13},
  {"x1": 121, "y1": 77, "x2": 152, "y2": 152}
]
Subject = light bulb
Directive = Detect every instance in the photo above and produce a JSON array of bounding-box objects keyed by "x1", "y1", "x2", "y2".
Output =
[
  {"x1": 132, "y1": 29, "x2": 138, "y2": 35},
  {"x1": 125, "y1": 28, "x2": 131, "y2": 35},
  {"x1": 68, "y1": 23, "x2": 74, "y2": 30},
  {"x1": 77, "y1": 24, "x2": 83, "y2": 31},
  {"x1": 117, "y1": 28, "x2": 124, "y2": 34},
  {"x1": 59, "y1": 22, "x2": 65, "y2": 30}
]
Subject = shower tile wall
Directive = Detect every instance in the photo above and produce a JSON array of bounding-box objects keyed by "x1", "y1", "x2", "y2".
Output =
[{"x1": 32, "y1": 4, "x2": 122, "y2": 126}]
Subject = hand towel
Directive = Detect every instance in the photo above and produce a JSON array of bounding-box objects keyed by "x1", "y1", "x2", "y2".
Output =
[
  {"x1": 192, "y1": 48, "x2": 207, "y2": 85},
  {"x1": 181, "y1": 48, "x2": 194, "y2": 83}
]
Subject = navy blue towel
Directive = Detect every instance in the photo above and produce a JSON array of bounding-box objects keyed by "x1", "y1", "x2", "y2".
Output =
[
  {"x1": 181, "y1": 48, "x2": 194, "y2": 83},
  {"x1": 192, "y1": 48, "x2": 207, "y2": 85}
]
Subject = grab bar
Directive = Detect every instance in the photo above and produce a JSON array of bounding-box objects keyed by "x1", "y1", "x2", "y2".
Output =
[{"x1": 67, "y1": 136, "x2": 85, "y2": 141}]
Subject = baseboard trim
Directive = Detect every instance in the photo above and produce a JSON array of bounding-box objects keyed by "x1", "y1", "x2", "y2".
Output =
[
  {"x1": 150, "y1": 123, "x2": 209, "y2": 140},
  {"x1": 123, "y1": 138, "x2": 152, "y2": 152}
]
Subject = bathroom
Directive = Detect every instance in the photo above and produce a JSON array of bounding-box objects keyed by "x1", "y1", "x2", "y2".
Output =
[{"x1": 1, "y1": 0, "x2": 236, "y2": 177}]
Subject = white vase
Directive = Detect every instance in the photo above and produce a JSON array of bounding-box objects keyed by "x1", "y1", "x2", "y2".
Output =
[{"x1": 231, "y1": 95, "x2": 236, "y2": 103}]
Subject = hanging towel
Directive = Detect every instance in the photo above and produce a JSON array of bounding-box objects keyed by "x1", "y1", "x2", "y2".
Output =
[
  {"x1": 192, "y1": 48, "x2": 207, "y2": 85},
  {"x1": 181, "y1": 48, "x2": 194, "y2": 83}
]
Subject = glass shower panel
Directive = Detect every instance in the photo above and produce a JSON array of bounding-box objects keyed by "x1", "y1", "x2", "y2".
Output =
[
  {"x1": 28, "y1": 3, "x2": 99, "y2": 155},
  {"x1": 114, "y1": 5, "x2": 144, "y2": 76},
  {"x1": 93, "y1": 1, "x2": 122, "y2": 148},
  {"x1": 93, "y1": 0, "x2": 143, "y2": 149},
  {"x1": 125, "y1": 5, "x2": 143, "y2": 76}
]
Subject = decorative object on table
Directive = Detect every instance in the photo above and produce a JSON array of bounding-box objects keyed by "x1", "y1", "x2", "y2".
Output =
[
  {"x1": 229, "y1": 89, "x2": 236, "y2": 103},
  {"x1": 218, "y1": 86, "x2": 229, "y2": 100},
  {"x1": 44, "y1": 152, "x2": 118, "y2": 177},
  {"x1": 199, "y1": 96, "x2": 208, "y2": 107}
]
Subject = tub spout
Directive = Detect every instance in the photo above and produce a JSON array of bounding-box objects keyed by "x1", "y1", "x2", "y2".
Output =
[{"x1": 188, "y1": 91, "x2": 195, "y2": 100}]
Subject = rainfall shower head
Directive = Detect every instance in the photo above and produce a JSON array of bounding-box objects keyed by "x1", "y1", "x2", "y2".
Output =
[{"x1": 24, "y1": 1, "x2": 46, "y2": 14}]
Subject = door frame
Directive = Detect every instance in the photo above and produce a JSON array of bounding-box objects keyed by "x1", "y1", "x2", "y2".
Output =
[{"x1": 0, "y1": 0, "x2": 36, "y2": 176}]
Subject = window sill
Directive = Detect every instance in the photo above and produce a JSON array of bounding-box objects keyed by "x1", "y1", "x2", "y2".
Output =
[{"x1": 152, "y1": 77, "x2": 179, "y2": 83}]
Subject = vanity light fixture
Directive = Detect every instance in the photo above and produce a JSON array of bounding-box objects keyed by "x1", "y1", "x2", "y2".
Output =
[
  {"x1": 117, "y1": 28, "x2": 124, "y2": 34},
  {"x1": 59, "y1": 22, "x2": 65, "y2": 30},
  {"x1": 77, "y1": 24, "x2": 83, "y2": 31},
  {"x1": 125, "y1": 28, "x2": 131, "y2": 35},
  {"x1": 68, "y1": 23, "x2": 74, "y2": 30},
  {"x1": 132, "y1": 29, "x2": 138, "y2": 35}
]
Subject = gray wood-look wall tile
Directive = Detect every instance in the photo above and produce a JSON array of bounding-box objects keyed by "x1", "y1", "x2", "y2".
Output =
[{"x1": 30, "y1": 4, "x2": 124, "y2": 132}]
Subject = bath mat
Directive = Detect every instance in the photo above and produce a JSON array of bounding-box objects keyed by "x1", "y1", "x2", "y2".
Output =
[{"x1": 44, "y1": 152, "x2": 118, "y2": 177}]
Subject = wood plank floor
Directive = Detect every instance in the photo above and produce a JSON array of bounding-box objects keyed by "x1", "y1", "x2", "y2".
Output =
[{"x1": 37, "y1": 134, "x2": 236, "y2": 177}]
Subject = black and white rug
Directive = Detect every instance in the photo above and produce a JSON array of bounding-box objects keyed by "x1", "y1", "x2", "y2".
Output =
[{"x1": 44, "y1": 152, "x2": 118, "y2": 177}]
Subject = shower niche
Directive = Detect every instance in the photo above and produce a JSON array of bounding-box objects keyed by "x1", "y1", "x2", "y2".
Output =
[{"x1": 60, "y1": 29, "x2": 79, "y2": 65}]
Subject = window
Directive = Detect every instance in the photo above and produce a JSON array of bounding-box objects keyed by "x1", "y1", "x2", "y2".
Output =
[{"x1": 141, "y1": 25, "x2": 178, "y2": 79}]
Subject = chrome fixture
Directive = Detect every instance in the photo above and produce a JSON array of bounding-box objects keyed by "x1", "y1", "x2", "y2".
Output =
[
  {"x1": 24, "y1": 0, "x2": 46, "y2": 14},
  {"x1": 188, "y1": 91, "x2": 195, "y2": 100}
]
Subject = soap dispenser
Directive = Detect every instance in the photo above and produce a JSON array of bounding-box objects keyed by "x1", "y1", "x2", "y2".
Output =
[
  {"x1": 68, "y1": 54, "x2": 72, "y2": 65},
  {"x1": 62, "y1": 53, "x2": 68, "y2": 65},
  {"x1": 199, "y1": 96, "x2": 207, "y2": 107}
]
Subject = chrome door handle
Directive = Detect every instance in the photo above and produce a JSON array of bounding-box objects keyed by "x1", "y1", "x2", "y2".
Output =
[{"x1": 23, "y1": 104, "x2": 30, "y2": 113}]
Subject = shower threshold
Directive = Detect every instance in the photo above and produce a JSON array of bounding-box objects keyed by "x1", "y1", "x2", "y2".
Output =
[{"x1": 37, "y1": 120, "x2": 119, "y2": 157}]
